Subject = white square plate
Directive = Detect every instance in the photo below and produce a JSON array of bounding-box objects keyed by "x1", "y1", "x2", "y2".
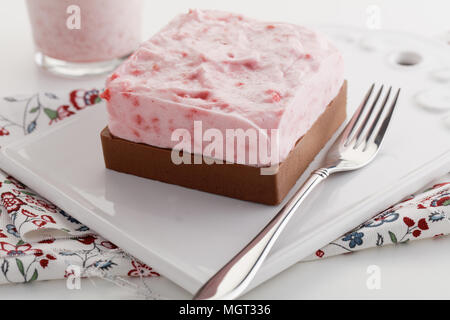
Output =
[{"x1": 0, "y1": 27, "x2": 449, "y2": 294}]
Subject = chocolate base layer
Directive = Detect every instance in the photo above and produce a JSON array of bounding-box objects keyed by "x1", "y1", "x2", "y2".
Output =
[{"x1": 101, "y1": 81, "x2": 347, "y2": 205}]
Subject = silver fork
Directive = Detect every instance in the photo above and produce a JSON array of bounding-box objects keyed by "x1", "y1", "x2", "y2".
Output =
[{"x1": 193, "y1": 84, "x2": 401, "y2": 300}]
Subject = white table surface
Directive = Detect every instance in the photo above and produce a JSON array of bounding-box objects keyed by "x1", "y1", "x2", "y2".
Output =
[{"x1": 0, "y1": 0, "x2": 449, "y2": 299}]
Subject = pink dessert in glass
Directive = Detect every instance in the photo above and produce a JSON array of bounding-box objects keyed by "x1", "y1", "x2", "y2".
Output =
[
  {"x1": 103, "y1": 9, "x2": 344, "y2": 166},
  {"x1": 26, "y1": 0, "x2": 142, "y2": 76}
]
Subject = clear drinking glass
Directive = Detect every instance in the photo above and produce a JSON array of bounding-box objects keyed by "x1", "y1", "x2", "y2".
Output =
[{"x1": 26, "y1": 0, "x2": 142, "y2": 77}]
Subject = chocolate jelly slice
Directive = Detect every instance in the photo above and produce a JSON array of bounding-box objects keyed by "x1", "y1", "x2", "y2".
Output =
[{"x1": 100, "y1": 81, "x2": 347, "y2": 205}]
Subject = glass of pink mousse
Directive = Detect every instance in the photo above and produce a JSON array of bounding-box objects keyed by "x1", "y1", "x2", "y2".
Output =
[{"x1": 26, "y1": 0, "x2": 142, "y2": 77}]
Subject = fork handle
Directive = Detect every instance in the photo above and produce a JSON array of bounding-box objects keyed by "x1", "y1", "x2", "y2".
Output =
[{"x1": 193, "y1": 168, "x2": 331, "y2": 300}]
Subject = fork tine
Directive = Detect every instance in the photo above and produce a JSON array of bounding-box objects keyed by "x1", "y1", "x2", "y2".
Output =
[
  {"x1": 371, "y1": 88, "x2": 401, "y2": 147},
  {"x1": 364, "y1": 86, "x2": 392, "y2": 146},
  {"x1": 342, "y1": 83, "x2": 375, "y2": 145},
  {"x1": 353, "y1": 85, "x2": 384, "y2": 148}
]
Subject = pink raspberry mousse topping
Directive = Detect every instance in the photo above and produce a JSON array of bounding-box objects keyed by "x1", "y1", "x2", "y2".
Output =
[{"x1": 103, "y1": 9, "x2": 344, "y2": 166}]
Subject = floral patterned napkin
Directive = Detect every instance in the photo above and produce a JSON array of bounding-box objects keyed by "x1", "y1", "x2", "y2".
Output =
[
  {"x1": 0, "y1": 89, "x2": 448, "y2": 290},
  {"x1": 0, "y1": 90, "x2": 160, "y2": 286},
  {"x1": 303, "y1": 177, "x2": 450, "y2": 261}
]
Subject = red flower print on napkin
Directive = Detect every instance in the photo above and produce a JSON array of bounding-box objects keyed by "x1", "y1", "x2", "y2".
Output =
[
  {"x1": 0, "y1": 242, "x2": 41, "y2": 257},
  {"x1": 403, "y1": 217, "x2": 415, "y2": 227},
  {"x1": 417, "y1": 218, "x2": 429, "y2": 231},
  {"x1": 401, "y1": 216, "x2": 430, "y2": 240},
  {"x1": 412, "y1": 230, "x2": 421, "y2": 237},
  {"x1": 39, "y1": 259, "x2": 49, "y2": 268},
  {"x1": 315, "y1": 250, "x2": 325, "y2": 258},
  {"x1": 57, "y1": 105, "x2": 75, "y2": 121},
  {"x1": 128, "y1": 260, "x2": 160, "y2": 277},
  {"x1": 100, "y1": 241, "x2": 118, "y2": 250},
  {"x1": 77, "y1": 235, "x2": 97, "y2": 245},
  {"x1": 0, "y1": 127, "x2": 9, "y2": 136},
  {"x1": 41, "y1": 215, "x2": 56, "y2": 224},
  {"x1": 70, "y1": 89, "x2": 101, "y2": 110},
  {"x1": 21, "y1": 209, "x2": 38, "y2": 218},
  {"x1": 31, "y1": 220, "x2": 47, "y2": 228},
  {"x1": 1, "y1": 192, "x2": 25, "y2": 214},
  {"x1": 38, "y1": 254, "x2": 57, "y2": 269}
]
